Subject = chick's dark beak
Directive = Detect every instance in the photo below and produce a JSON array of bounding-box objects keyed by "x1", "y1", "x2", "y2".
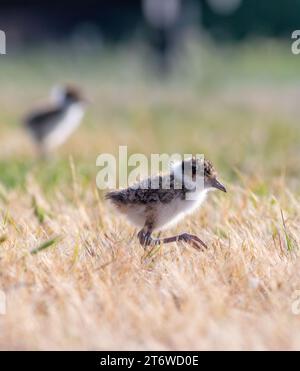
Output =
[{"x1": 212, "y1": 178, "x2": 227, "y2": 192}]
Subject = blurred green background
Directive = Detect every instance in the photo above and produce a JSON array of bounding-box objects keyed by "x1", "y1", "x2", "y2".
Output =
[{"x1": 0, "y1": 0, "x2": 299, "y2": 195}]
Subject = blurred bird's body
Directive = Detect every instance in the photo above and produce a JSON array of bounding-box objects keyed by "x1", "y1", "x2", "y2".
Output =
[
  {"x1": 24, "y1": 85, "x2": 86, "y2": 156},
  {"x1": 106, "y1": 157, "x2": 226, "y2": 250}
]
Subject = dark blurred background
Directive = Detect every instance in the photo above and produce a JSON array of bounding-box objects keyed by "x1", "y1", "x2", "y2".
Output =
[{"x1": 1, "y1": 0, "x2": 299, "y2": 46}]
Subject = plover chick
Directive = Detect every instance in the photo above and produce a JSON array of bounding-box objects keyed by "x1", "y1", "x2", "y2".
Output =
[
  {"x1": 106, "y1": 157, "x2": 226, "y2": 250},
  {"x1": 24, "y1": 85, "x2": 87, "y2": 157}
]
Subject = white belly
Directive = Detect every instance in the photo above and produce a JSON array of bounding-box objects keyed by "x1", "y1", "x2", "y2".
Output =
[
  {"x1": 45, "y1": 104, "x2": 84, "y2": 150},
  {"x1": 156, "y1": 192, "x2": 207, "y2": 230},
  {"x1": 124, "y1": 191, "x2": 207, "y2": 231}
]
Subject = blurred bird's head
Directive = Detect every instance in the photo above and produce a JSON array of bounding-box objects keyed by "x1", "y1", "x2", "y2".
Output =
[{"x1": 51, "y1": 85, "x2": 87, "y2": 107}]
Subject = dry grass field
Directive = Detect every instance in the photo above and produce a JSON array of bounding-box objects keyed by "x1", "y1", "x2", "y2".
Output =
[{"x1": 0, "y1": 41, "x2": 300, "y2": 350}]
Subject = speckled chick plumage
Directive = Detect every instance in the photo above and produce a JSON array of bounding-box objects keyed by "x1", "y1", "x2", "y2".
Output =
[{"x1": 106, "y1": 157, "x2": 225, "y2": 232}]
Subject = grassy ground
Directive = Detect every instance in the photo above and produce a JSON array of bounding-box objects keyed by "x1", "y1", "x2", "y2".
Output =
[{"x1": 0, "y1": 40, "x2": 300, "y2": 350}]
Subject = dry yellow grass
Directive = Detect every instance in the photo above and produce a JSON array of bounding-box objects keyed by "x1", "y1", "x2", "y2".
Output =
[{"x1": 0, "y1": 175, "x2": 300, "y2": 350}]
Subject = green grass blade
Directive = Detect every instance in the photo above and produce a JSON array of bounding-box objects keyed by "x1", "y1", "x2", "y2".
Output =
[{"x1": 30, "y1": 236, "x2": 61, "y2": 255}]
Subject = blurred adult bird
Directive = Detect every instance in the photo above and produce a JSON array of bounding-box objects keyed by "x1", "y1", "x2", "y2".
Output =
[{"x1": 24, "y1": 85, "x2": 87, "y2": 157}]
